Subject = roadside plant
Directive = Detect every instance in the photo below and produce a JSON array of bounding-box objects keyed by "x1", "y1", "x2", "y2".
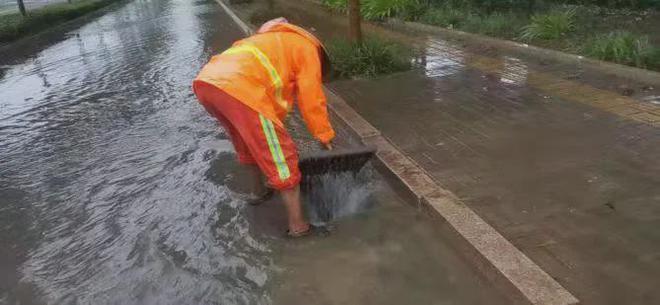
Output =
[
  {"x1": 583, "y1": 31, "x2": 660, "y2": 69},
  {"x1": 519, "y1": 8, "x2": 576, "y2": 40},
  {"x1": 327, "y1": 37, "x2": 412, "y2": 78},
  {"x1": 462, "y1": 12, "x2": 520, "y2": 37},
  {"x1": 321, "y1": 0, "x2": 348, "y2": 12},
  {"x1": 361, "y1": 0, "x2": 415, "y2": 20},
  {"x1": 418, "y1": 7, "x2": 466, "y2": 28}
]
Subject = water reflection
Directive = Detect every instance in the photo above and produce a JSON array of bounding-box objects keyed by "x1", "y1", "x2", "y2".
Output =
[
  {"x1": 0, "y1": 0, "x2": 271, "y2": 304},
  {"x1": 422, "y1": 39, "x2": 466, "y2": 78},
  {"x1": 500, "y1": 56, "x2": 528, "y2": 86}
]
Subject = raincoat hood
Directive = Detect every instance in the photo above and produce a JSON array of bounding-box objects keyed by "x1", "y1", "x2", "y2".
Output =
[{"x1": 257, "y1": 19, "x2": 331, "y2": 79}]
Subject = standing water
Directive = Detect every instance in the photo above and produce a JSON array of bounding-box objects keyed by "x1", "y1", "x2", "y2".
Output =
[{"x1": 1, "y1": 0, "x2": 507, "y2": 304}]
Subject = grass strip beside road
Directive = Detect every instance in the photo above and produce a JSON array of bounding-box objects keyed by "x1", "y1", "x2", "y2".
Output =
[
  {"x1": 249, "y1": 5, "x2": 414, "y2": 79},
  {"x1": 326, "y1": 37, "x2": 412, "y2": 79},
  {"x1": 319, "y1": 0, "x2": 660, "y2": 71},
  {"x1": 0, "y1": 0, "x2": 116, "y2": 43}
]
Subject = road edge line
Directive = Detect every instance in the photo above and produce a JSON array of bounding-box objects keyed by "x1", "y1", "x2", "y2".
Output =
[
  {"x1": 214, "y1": 0, "x2": 253, "y2": 36},
  {"x1": 214, "y1": 1, "x2": 579, "y2": 304}
]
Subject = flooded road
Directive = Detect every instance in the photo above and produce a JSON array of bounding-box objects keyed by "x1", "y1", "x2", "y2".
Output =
[
  {"x1": 1, "y1": 0, "x2": 506, "y2": 304},
  {"x1": 1, "y1": 0, "x2": 265, "y2": 303}
]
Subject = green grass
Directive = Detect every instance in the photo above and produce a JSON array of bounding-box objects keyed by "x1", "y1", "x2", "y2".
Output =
[
  {"x1": 316, "y1": 0, "x2": 660, "y2": 71},
  {"x1": 418, "y1": 7, "x2": 466, "y2": 28},
  {"x1": 462, "y1": 12, "x2": 522, "y2": 38},
  {"x1": 0, "y1": 0, "x2": 115, "y2": 43},
  {"x1": 320, "y1": 0, "x2": 347, "y2": 12},
  {"x1": 326, "y1": 37, "x2": 412, "y2": 78},
  {"x1": 321, "y1": 0, "x2": 423, "y2": 21},
  {"x1": 361, "y1": 0, "x2": 413, "y2": 20},
  {"x1": 520, "y1": 8, "x2": 576, "y2": 41},
  {"x1": 583, "y1": 31, "x2": 660, "y2": 69},
  {"x1": 419, "y1": 8, "x2": 523, "y2": 39},
  {"x1": 323, "y1": 0, "x2": 417, "y2": 21}
]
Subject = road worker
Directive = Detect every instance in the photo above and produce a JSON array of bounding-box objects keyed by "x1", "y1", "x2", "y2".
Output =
[{"x1": 193, "y1": 18, "x2": 334, "y2": 238}]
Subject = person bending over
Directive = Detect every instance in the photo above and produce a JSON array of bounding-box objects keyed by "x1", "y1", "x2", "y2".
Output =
[{"x1": 193, "y1": 18, "x2": 334, "y2": 237}]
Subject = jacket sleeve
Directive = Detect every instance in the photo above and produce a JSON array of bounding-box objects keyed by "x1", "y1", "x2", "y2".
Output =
[{"x1": 295, "y1": 44, "x2": 335, "y2": 144}]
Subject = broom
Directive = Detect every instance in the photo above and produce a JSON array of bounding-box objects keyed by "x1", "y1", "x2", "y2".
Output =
[
  {"x1": 298, "y1": 146, "x2": 376, "y2": 177},
  {"x1": 298, "y1": 146, "x2": 376, "y2": 221}
]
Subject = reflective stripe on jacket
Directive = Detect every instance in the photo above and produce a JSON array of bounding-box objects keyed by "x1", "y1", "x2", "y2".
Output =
[{"x1": 194, "y1": 24, "x2": 335, "y2": 144}]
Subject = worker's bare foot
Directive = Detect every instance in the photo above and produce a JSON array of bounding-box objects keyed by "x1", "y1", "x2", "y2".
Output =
[
  {"x1": 286, "y1": 224, "x2": 329, "y2": 238},
  {"x1": 286, "y1": 222, "x2": 311, "y2": 238}
]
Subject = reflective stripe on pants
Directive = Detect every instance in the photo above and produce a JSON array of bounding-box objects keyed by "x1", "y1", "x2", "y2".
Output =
[
  {"x1": 258, "y1": 114, "x2": 291, "y2": 180},
  {"x1": 193, "y1": 81, "x2": 301, "y2": 190}
]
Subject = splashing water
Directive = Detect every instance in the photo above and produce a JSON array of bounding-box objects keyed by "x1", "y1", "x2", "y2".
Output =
[{"x1": 302, "y1": 166, "x2": 377, "y2": 225}]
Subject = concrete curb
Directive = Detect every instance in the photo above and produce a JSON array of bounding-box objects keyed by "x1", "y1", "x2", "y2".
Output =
[
  {"x1": 214, "y1": 1, "x2": 579, "y2": 304},
  {"x1": 389, "y1": 20, "x2": 660, "y2": 87}
]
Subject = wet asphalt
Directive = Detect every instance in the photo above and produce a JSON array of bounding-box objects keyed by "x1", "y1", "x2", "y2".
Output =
[
  {"x1": 0, "y1": 0, "x2": 509, "y2": 304},
  {"x1": 1, "y1": 0, "x2": 270, "y2": 303}
]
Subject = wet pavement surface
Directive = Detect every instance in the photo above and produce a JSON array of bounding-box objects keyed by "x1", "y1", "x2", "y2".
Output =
[
  {"x1": 257, "y1": 1, "x2": 660, "y2": 304},
  {"x1": 332, "y1": 69, "x2": 660, "y2": 305},
  {"x1": 0, "y1": 0, "x2": 507, "y2": 304}
]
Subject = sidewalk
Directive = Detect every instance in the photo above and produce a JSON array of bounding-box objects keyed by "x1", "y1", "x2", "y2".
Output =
[
  {"x1": 252, "y1": 1, "x2": 660, "y2": 304},
  {"x1": 330, "y1": 19, "x2": 659, "y2": 305},
  {"x1": 330, "y1": 65, "x2": 660, "y2": 305}
]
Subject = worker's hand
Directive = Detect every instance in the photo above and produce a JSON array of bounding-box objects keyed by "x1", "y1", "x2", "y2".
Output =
[{"x1": 322, "y1": 141, "x2": 333, "y2": 150}]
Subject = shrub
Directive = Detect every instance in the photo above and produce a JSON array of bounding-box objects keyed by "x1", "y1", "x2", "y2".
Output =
[
  {"x1": 361, "y1": 0, "x2": 416, "y2": 20},
  {"x1": 322, "y1": 0, "x2": 419, "y2": 20},
  {"x1": 519, "y1": 8, "x2": 576, "y2": 41},
  {"x1": 461, "y1": 13, "x2": 520, "y2": 37},
  {"x1": 583, "y1": 31, "x2": 660, "y2": 69},
  {"x1": 321, "y1": 0, "x2": 348, "y2": 12},
  {"x1": 565, "y1": 0, "x2": 660, "y2": 9},
  {"x1": 418, "y1": 7, "x2": 466, "y2": 28},
  {"x1": 398, "y1": 0, "x2": 426, "y2": 21},
  {"x1": 469, "y1": 0, "x2": 533, "y2": 12},
  {"x1": 326, "y1": 37, "x2": 412, "y2": 78}
]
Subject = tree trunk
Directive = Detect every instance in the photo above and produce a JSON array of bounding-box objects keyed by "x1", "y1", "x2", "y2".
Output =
[
  {"x1": 17, "y1": 0, "x2": 27, "y2": 16},
  {"x1": 348, "y1": 0, "x2": 362, "y2": 44}
]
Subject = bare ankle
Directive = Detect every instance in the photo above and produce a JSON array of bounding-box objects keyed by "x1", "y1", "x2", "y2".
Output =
[{"x1": 289, "y1": 222, "x2": 310, "y2": 233}]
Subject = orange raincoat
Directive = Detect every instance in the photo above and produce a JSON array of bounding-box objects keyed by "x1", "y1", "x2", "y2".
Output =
[{"x1": 194, "y1": 23, "x2": 335, "y2": 144}]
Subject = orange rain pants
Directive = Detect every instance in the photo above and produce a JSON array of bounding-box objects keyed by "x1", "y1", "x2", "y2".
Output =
[{"x1": 193, "y1": 81, "x2": 301, "y2": 190}]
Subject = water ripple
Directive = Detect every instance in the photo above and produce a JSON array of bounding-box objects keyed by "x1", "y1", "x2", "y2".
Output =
[{"x1": 0, "y1": 0, "x2": 272, "y2": 304}]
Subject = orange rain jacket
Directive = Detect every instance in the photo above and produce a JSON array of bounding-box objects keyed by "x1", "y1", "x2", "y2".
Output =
[{"x1": 194, "y1": 23, "x2": 335, "y2": 144}]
